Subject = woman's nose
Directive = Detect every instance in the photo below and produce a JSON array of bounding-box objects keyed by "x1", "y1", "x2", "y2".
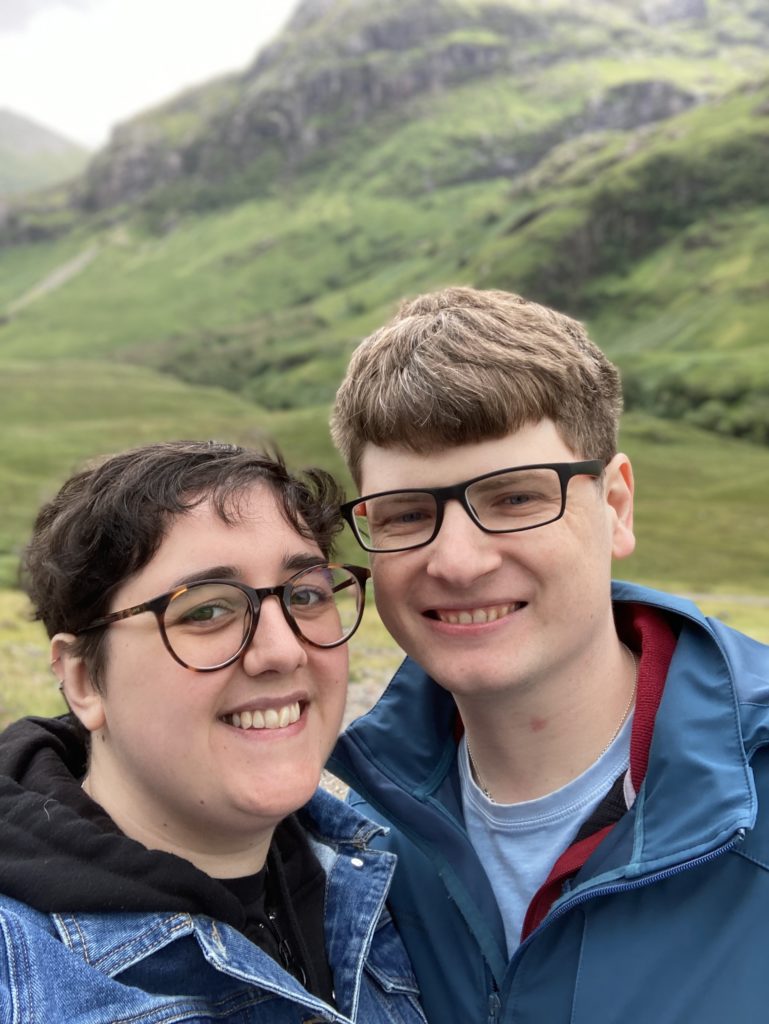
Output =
[{"x1": 240, "y1": 595, "x2": 308, "y2": 676}]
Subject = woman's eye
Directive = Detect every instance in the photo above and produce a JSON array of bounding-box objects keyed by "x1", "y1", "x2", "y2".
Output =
[
  {"x1": 291, "y1": 586, "x2": 329, "y2": 609},
  {"x1": 180, "y1": 602, "x2": 231, "y2": 623}
]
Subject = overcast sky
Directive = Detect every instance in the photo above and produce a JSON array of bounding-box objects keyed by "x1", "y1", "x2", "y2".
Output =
[{"x1": 0, "y1": 0, "x2": 299, "y2": 149}]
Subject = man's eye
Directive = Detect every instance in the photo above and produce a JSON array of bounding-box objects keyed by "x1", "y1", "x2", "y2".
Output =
[
  {"x1": 392, "y1": 509, "x2": 429, "y2": 524},
  {"x1": 373, "y1": 506, "x2": 432, "y2": 527},
  {"x1": 499, "y1": 492, "x2": 534, "y2": 506}
]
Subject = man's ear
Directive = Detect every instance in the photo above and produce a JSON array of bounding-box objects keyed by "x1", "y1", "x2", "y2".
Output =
[
  {"x1": 51, "y1": 635, "x2": 106, "y2": 733},
  {"x1": 603, "y1": 453, "x2": 636, "y2": 561}
]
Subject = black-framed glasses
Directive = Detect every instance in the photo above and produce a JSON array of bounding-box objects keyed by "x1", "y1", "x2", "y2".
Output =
[
  {"x1": 341, "y1": 461, "x2": 605, "y2": 553},
  {"x1": 79, "y1": 563, "x2": 371, "y2": 672}
]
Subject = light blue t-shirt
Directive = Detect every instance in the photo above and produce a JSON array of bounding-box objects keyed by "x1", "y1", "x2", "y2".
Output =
[{"x1": 459, "y1": 713, "x2": 632, "y2": 955}]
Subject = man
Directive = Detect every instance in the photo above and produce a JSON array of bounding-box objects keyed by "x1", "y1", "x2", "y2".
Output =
[
  {"x1": 328, "y1": 287, "x2": 769, "y2": 1023},
  {"x1": 0, "y1": 440, "x2": 425, "y2": 1024}
]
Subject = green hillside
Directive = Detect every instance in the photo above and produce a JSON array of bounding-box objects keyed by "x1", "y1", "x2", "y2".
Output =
[
  {"x1": 0, "y1": 109, "x2": 89, "y2": 197},
  {"x1": 1, "y1": 0, "x2": 767, "y2": 441},
  {"x1": 0, "y1": 0, "x2": 767, "y2": 618},
  {"x1": 1, "y1": 355, "x2": 766, "y2": 596}
]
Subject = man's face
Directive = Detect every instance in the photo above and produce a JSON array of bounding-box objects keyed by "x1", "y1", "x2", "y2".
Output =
[
  {"x1": 358, "y1": 420, "x2": 635, "y2": 700},
  {"x1": 63, "y1": 484, "x2": 348, "y2": 865}
]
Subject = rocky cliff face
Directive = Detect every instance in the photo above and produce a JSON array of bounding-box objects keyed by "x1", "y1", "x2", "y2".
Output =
[
  {"x1": 68, "y1": 0, "x2": 719, "y2": 214},
  {"x1": 75, "y1": 0, "x2": 541, "y2": 211},
  {"x1": 641, "y1": 0, "x2": 708, "y2": 26},
  {"x1": 6, "y1": 0, "x2": 769, "y2": 226}
]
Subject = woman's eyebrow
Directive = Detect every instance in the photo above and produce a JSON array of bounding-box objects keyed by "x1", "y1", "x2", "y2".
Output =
[
  {"x1": 171, "y1": 565, "x2": 239, "y2": 588},
  {"x1": 282, "y1": 552, "x2": 328, "y2": 573},
  {"x1": 170, "y1": 553, "x2": 325, "y2": 590}
]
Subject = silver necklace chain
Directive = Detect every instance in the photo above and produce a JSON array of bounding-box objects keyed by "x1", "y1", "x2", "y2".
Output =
[{"x1": 466, "y1": 643, "x2": 639, "y2": 804}]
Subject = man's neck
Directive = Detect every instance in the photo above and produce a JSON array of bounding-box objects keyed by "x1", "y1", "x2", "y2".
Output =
[{"x1": 455, "y1": 638, "x2": 638, "y2": 804}]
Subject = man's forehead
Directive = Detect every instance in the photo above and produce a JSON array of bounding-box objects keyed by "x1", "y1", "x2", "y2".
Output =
[{"x1": 358, "y1": 421, "x2": 578, "y2": 493}]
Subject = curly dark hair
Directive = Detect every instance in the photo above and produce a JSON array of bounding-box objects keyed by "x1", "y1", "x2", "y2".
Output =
[{"x1": 21, "y1": 440, "x2": 345, "y2": 688}]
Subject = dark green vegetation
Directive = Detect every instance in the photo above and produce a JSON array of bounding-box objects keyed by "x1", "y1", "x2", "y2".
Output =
[
  {"x1": 0, "y1": 109, "x2": 89, "y2": 197},
  {"x1": 0, "y1": 0, "x2": 767, "y2": 613}
]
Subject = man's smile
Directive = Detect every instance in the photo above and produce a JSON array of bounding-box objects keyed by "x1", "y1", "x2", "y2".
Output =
[{"x1": 426, "y1": 602, "x2": 527, "y2": 624}]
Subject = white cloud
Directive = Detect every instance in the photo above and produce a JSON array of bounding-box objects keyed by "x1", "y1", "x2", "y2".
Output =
[{"x1": 0, "y1": 0, "x2": 297, "y2": 147}]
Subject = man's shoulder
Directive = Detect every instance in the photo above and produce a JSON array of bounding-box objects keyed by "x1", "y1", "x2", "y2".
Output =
[{"x1": 611, "y1": 579, "x2": 707, "y2": 619}]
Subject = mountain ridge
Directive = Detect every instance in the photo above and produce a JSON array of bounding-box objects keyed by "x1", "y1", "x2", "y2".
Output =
[
  {"x1": 0, "y1": 108, "x2": 89, "y2": 198},
  {"x1": 0, "y1": 0, "x2": 767, "y2": 446},
  {"x1": 5, "y1": 0, "x2": 768, "y2": 223}
]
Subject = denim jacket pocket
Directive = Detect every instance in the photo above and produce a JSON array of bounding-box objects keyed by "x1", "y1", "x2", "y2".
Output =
[{"x1": 357, "y1": 913, "x2": 426, "y2": 1024}]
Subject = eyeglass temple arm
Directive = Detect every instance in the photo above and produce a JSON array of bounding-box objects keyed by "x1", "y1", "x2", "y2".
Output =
[
  {"x1": 332, "y1": 578, "x2": 359, "y2": 595},
  {"x1": 81, "y1": 602, "x2": 155, "y2": 632}
]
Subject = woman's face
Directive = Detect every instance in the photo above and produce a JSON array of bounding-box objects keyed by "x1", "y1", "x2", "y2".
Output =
[{"x1": 57, "y1": 484, "x2": 349, "y2": 875}]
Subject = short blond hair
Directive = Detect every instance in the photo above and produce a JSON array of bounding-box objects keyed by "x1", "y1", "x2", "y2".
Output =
[{"x1": 331, "y1": 286, "x2": 623, "y2": 485}]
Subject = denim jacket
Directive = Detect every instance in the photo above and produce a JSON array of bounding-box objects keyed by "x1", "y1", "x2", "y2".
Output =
[{"x1": 0, "y1": 788, "x2": 425, "y2": 1024}]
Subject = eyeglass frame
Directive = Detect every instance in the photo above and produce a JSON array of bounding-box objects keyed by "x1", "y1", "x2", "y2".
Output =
[
  {"x1": 341, "y1": 460, "x2": 606, "y2": 553},
  {"x1": 77, "y1": 562, "x2": 372, "y2": 672}
]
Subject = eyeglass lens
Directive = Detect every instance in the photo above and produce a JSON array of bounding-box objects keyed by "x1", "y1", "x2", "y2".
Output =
[
  {"x1": 352, "y1": 467, "x2": 567, "y2": 551},
  {"x1": 161, "y1": 565, "x2": 362, "y2": 669}
]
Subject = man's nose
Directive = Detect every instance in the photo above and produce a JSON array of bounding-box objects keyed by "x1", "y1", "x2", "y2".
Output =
[{"x1": 424, "y1": 500, "x2": 503, "y2": 584}]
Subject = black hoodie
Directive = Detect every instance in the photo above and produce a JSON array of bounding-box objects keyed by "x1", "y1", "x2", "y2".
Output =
[{"x1": 0, "y1": 715, "x2": 333, "y2": 1001}]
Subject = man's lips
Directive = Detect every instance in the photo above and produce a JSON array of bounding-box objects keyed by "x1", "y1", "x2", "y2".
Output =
[{"x1": 424, "y1": 602, "x2": 527, "y2": 625}]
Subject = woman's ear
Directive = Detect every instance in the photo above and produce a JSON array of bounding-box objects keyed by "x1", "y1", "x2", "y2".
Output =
[
  {"x1": 603, "y1": 453, "x2": 636, "y2": 561},
  {"x1": 51, "y1": 635, "x2": 106, "y2": 733}
]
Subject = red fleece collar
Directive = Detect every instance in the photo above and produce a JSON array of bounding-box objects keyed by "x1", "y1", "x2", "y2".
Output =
[{"x1": 520, "y1": 604, "x2": 677, "y2": 939}]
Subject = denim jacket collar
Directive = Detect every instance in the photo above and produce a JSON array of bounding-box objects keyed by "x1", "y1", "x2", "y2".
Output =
[{"x1": 41, "y1": 789, "x2": 401, "y2": 1024}]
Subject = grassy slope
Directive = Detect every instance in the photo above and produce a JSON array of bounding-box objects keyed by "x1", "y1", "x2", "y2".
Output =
[
  {"x1": 1, "y1": 353, "x2": 766, "y2": 593},
  {"x1": 1, "y1": 48, "x2": 767, "y2": 413}
]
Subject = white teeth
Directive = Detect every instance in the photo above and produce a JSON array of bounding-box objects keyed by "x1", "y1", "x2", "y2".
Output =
[
  {"x1": 225, "y1": 701, "x2": 301, "y2": 731},
  {"x1": 437, "y1": 604, "x2": 515, "y2": 624}
]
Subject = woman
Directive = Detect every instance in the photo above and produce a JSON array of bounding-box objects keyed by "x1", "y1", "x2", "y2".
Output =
[{"x1": 0, "y1": 440, "x2": 425, "y2": 1023}]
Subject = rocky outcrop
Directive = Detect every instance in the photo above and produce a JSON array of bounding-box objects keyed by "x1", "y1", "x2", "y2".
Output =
[
  {"x1": 641, "y1": 0, "x2": 708, "y2": 26},
  {"x1": 66, "y1": 1, "x2": 575, "y2": 212},
  {"x1": 580, "y1": 79, "x2": 697, "y2": 132},
  {"x1": 424, "y1": 78, "x2": 698, "y2": 189},
  {"x1": 4, "y1": 0, "x2": 766, "y2": 222}
]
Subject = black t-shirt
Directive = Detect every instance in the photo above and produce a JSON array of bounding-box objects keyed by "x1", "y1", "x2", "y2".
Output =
[{"x1": 219, "y1": 815, "x2": 334, "y2": 1002}]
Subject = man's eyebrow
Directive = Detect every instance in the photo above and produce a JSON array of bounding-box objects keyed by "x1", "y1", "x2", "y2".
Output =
[{"x1": 170, "y1": 553, "x2": 326, "y2": 590}]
